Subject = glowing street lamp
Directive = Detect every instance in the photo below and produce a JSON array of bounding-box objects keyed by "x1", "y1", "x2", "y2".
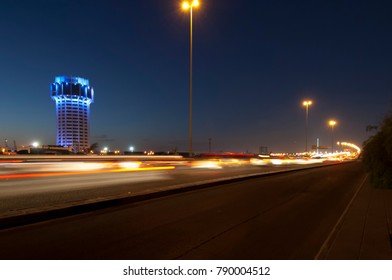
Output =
[
  {"x1": 302, "y1": 100, "x2": 312, "y2": 152},
  {"x1": 182, "y1": 0, "x2": 200, "y2": 157},
  {"x1": 328, "y1": 120, "x2": 337, "y2": 153},
  {"x1": 182, "y1": 0, "x2": 200, "y2": 10}
]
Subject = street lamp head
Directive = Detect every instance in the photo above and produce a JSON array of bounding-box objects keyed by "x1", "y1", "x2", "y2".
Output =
[
  {"x1": 182, "y1": 1, "x2": 190, "y2": 10},
  {"x1": 182, "y1": 0, "x2": 200, "y2": 10},
  {"x1": 329, "y1": 120, "x2": 337, "y2": 127},
  {"x1": 303, "y1": 100, "x2": 312, "y2": 106}
]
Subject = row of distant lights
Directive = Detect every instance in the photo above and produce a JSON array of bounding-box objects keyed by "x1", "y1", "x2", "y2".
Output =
[
  {"x1": 100, "y1": 146, "x2": 155, "y2": 155},
  {"x1": 271, "y1": 141, "x2": 361, "y2": 156},
  {"x1": 338, "y1": 142, "x2": 361, "y2": 153},
  {"x1": 21, "y1": 142, "x2": 360, "y2": 155},
  {"x1": 27, "y1": 144, "x2": 156, "y2": 155},
  {"x1": 100, "y1": 146, "x2": 135, "y2": 152}
]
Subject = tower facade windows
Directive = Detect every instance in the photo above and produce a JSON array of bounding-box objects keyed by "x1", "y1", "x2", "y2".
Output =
[{"x1": 50, "y1": 76, "x2": 94, "y2": 153}]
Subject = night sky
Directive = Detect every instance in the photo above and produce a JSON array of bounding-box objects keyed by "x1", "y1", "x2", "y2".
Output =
[{"x1": 1, "y1": 0, "x2": 391, "y2": 153}]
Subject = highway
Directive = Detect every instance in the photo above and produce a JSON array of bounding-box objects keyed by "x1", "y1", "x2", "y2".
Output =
[
  {"x1": 0, "y1": 161, "x2": 365, "y2": 259},
  {"x1": 0, "y1": 156, "x2": 327, "y2": 217}
]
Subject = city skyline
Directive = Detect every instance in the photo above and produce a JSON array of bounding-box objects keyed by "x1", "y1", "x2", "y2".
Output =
[{"x1": 1, "y1": 0, "x2": 391, "y2": 153}]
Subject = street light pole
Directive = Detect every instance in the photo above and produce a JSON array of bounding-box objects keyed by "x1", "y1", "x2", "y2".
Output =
[
  {"x1": 328, "y1": 120, "x2": 337, "y2": 153},
  {"x1": 302, "y1": 100, "x2": 312, "y2": 153},
  {"x1": 182, "y1": 0, "x2": 199, "y2": 157},
  {"x1": 189, "y1": 5, "x2": 193, "y2": 157}
]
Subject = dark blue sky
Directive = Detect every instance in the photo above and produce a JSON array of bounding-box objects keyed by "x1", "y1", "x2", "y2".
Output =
[{"x1": 1, "y1": 0, "x2": 391, "y2": 153}]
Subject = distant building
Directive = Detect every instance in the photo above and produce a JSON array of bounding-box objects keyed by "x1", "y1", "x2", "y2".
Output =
[
  {"x1": 30, "y1": 145, "x2": 73, "y2": 155},
  {"x1": 50, "y1": 76, "x2": 94, "y2": 153},
  {"x1": 259, "y1": 146, "x2": 268, "y2": 155}
]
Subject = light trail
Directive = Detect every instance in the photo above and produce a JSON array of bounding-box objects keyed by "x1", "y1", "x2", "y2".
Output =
[{"x1": 0, "y1": 165, "x2": 175, "y2": 180}]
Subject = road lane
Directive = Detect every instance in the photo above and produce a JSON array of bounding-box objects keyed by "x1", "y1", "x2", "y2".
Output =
[
  {"x1": 0, "y1": 161, "x2": 365, "y2": 259},
  {"x1": 0, "y1": 162, "x2": 329, "y2": 217}
]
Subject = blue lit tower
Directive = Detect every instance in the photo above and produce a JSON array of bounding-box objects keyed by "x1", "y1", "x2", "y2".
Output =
[{"x1": 50, "y1": 76, "x2": 94, "y2": 153}]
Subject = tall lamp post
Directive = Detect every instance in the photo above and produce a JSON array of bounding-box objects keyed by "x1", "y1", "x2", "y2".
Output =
[
  {"x1": 328, "y1": 120, "x2": 337, "y2": 153},
  {"x1": 302, "y1": 100, "x2": 312, "y2": 153},
  {"x1": 182, "y1": 0, "x2": 200, "y2": 157}
]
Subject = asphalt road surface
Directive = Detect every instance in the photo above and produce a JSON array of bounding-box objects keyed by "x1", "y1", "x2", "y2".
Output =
[
  {"x1": 0, "y1": 161, "x2": 325, "y2": 217},
  {"x1": 0, "y1": 161, "x2": 365, "y2": 259}
]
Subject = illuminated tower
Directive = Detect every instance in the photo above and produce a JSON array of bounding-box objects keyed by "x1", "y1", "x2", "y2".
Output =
[{"x1": 50, "y1": 76, "x2": 94, "y2": 153}]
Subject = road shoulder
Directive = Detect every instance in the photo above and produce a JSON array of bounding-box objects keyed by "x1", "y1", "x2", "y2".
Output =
[{"x1": 322, "y1": 176, "x2": 392, "y2": 259}]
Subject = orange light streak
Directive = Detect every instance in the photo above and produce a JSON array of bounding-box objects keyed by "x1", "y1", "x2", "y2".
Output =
[
  {"x1": 111, "y1": 166, "x2": 175, "y2": 172},
  {"x1": 0, "y1": 166, "x2": 175, "y2": 180}
]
